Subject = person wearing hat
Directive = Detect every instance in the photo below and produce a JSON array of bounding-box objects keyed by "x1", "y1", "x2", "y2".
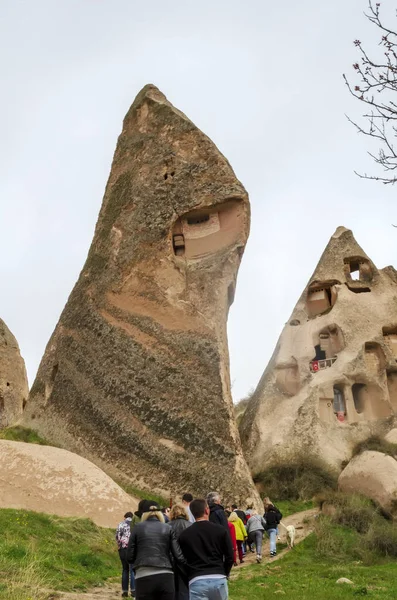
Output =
[{"x1": 127, "y1": 501, "x2": 186, "y2": 600}]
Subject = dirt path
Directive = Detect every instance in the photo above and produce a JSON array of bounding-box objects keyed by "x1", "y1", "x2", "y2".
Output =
[
  {"x1": 57, "y1": 508, "x2": 318, "y2": 600},
  {"x1": 231, "y1": 507, "x2": 318, "y2": 572}
]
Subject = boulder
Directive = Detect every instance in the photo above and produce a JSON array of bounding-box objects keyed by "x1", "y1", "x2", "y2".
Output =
[
  {"x1": 338, "y1": 450, "x2": 397, "y2": 516},
  {"x1": 0, "y1": 319, "x2": 29, "y2": 428},
  {"x1": 240, "y1": 226, "x2": 397, "y2": 474},
  {"x1": 22, "y1": 84, "x2": 259, "y2": 506},
  {"x1": 0, "y1": 440, "x2": 137, "y2": 527},
  {"x1": 385, "y1": 429, "x2": 397, "y2": 444}
]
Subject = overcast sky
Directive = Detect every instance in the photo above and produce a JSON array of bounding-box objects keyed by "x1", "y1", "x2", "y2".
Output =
[{"x1": 0, "y1": 0, "x2": 395, "y2": 402}]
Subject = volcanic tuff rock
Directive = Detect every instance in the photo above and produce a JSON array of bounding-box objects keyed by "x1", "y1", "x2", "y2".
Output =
[
  {"x1": 23, "y1": 84, "x2": 260, "y2": 506},
  {"x1": 0, "y1": 440, "x2": 137, "y2": 527},
  {"x1": 0, "y1": 319, "x2": 28, "y2": 429},
  {"x1": 240, "y1": 227, "x2": 397, "y2": 475},
  {"x1": 339, "y1": 451, "x2": 397, "y2": 517}
]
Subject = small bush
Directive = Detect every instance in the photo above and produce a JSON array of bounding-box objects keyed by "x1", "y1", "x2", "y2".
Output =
[
  {"x1": 0, "y1": 426, "x2": 50, "y2": 446},
  {"x1": 254, "y1": 455, "x2": 337, "y2": 501},
  {"x1": 317, "y1": 491, "x2": 378, "y2": 534},
  {"x1": 365, "y1": 518, "x2": 397, "y2": 557},
  {"x1": 352, "y1": 435, "x2": 397, "y2": 459}
]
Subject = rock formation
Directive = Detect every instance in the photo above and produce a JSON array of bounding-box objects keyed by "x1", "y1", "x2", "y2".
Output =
[
  {"x1": 23, "y1": 84, "x2": 259, "y2": 505},
  {"x1": 0, "y1": 319, "x2": 29, "y2": 429},
  {"x1": 240, "y1": 227, "x2": 397, "y2": 475},
  {"x1": 339, "y1": 450, "x2": 397, "y2": 517},
  {"x1": 0, "y1": 440, "x2": 137, "y2": 527}
]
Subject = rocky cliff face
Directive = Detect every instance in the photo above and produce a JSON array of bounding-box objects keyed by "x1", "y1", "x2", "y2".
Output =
[
  {"x1": 0, "y1": 319, "x2": 28, "y2": 428},
  {"x1": 23, "y1": 85, "x2": 259, "y2": 505},
  {"x1": 240, "y1": 227, "x2": 397, "y2": 474}
]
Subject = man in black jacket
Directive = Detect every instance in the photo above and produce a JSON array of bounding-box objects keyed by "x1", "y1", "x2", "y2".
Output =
[
  {"x1": 179, "y1": 498, "x2": 233, "y2": 599},
  {"x1": 206, "y1": 491, "x2": 229, "y2": 530}
]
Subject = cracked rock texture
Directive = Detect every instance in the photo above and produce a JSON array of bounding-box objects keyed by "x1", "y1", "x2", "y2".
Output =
[
  {"x1": 240, "y1": 227, "x2": 397, "y2": 475},
  {"x1": 23, "y1": 84, "x2": 259, "y2": 506},
  {"x1": 0, "y1": 319, "x2": 28, "y2": 429}
]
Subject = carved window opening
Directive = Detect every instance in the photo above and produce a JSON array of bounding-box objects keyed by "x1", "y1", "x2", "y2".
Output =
[
  {"x1": 333, "y1": 386, "x2": 346, "y2": 421},
  {"x1": 171, "y1": 199, "x2": 244, "y2": 259},
  {"x1": 310, "y1": 324, "x2": 344, "y2": 372},
  {"x1": 344, "y1": 257, "x2": 373, "y2": 292},
  {"x1": 306, "y1": 280, "x2": 339, "y2": 318},
  {"x1": 187, "y1": 214, "x2": 210, "y2": 225},
  {"x1": 352, "y1": 383, "x2": 366, "y2": 414}
]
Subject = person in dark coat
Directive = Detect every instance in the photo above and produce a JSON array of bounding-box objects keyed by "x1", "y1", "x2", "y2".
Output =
[
  {"x1": 206, "y1": 491, "x2": 229, "y2": 530},
  {"x1": 264, "y1": 503, "x2": 282, "y2": 557},
  {"x1": 168, "y1": 504, "x2": 191, "y2": 600},
  {"x1": 127, "y1": 502, "x2": 186, "y2": 600}
]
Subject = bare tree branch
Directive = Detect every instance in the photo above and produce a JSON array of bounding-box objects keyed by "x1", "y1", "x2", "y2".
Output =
[{"x1": 344, "y1": 1, "x2": 397, "y2": 184}]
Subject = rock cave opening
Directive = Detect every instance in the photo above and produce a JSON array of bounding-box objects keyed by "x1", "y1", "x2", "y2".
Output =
[
  {"x1": 172, "y1": 199, "x2": 244, "y2": 259},
  {"x1": 382, "y1": 326, "x2": 397, "y2": 361},
  {"x1": 352, "y1": 382, "x2": 391, "y2": 420},
  {"x1": 364, "y1": 342, "x2": 385, "y2": 374},
  {"x1": 306, "y1": 281, "x2": 339, "y2": 318},
  {"x1": 344, "y1": 257, "x2": 373, "y2": 292},
  {"x1": 387, "y1": 372, "x2": 397, "y2": 411},
  {"x1": 352, "y1": 383, "x2": 366, "y2": 414},
  {"x1": 333, "y1": 386, "x2": 346, "y2": 422},
  {"x1": 310, "y1": 324, "x2": 344, "y2": 372}
]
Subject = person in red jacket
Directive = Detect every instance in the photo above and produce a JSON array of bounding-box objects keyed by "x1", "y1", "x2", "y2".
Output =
[{"x1": 227, "y1": 521, "x2": 237, "y2": 566}]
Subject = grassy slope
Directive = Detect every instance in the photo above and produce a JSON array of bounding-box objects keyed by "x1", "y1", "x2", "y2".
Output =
[
  {"x1": 230, "y1": 529, "x2": 397, "y2": 600},
  {"x1": 0, "y1": 509, "x2": 120, "y2": 599}
]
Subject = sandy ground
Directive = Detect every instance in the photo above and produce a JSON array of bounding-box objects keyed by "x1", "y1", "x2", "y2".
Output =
[{"x1": 57, "y1": 508, "x2": 318, "y2": 600}]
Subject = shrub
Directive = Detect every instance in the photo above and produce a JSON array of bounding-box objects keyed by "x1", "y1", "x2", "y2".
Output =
[
  {"x1": 315, "y1": 491, "x2": 378, "y2": 533},
  {"x1": 365, "y1": 518, "x2": 397, "y2": 557},
  {"x1": 352, "y1": 435, "x2": 397, "y2": 459},
  {"x1": 254, "y1": 455, "x2": 337, "y2": 501},
  {"x1": 0, "y1": 426, "x2": 50, "y2": 446}
]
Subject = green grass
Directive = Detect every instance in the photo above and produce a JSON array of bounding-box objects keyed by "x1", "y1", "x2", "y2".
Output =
[
  {"x1": 0, "y1": 509, "x2": 120, "y2": 599},
  {"x1": 0, "y1": 426, "x2": 50, "y2": 446},
  {"x1": 229, "y1": 531, "x2": 397, "y2": 599},
  {"x1": 275, "y1": 499, "x2": 314, "y2": 518}
]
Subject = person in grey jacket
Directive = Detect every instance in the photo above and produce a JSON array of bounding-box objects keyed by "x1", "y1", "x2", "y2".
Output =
[{"x1": 246, "y1": 510, "x2": 267, "y2": 563}]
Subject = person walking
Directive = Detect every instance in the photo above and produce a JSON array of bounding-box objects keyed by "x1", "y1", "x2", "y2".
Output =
[
  {"x1": 227, "y1": 520, "x2": 238, "y2": 567},
  {"x1": 227, "y1": 512, "x2": 247, "y2": 564},
  {"x1": 264, "y1": 503, "x2": 282, "y2": 557},
  {"x1": 116, "y1": 511, "x2": 136, "y2": 597},
  {"x1": 231, "y1": 504, "x2": 247, "y2": 525},
  {"x1": 169, "y1": 504, "x2": 192, "y2": 600},
  {"x1": 127, "y1": 502, "x2": 186, "y2": 600},
  {"x1": 178, "y1": 498, "x2": 234, "y2": 599},
  {"x1": 206, "y1": 491, "x2": 229, "y2": 530},
  {"x1": 245, "y1": 510, "x2": 266, "y2": 563},
  {"x1": 182, "y1": 493, "x2": 195, "y2": 523}
]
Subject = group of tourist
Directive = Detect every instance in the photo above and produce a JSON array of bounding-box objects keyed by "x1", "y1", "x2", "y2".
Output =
[{"x1": 115, "y1": 491, "x2": 282, "y2": 600}]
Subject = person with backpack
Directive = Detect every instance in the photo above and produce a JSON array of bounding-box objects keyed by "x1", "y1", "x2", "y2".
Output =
[{"x1": 264, "y1": 503, "x2": 282, "y2": 557}]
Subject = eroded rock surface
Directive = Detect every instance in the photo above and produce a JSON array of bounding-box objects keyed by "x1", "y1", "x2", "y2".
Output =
[
  {"x1": 0, "y1": 440, "x2": 136, "y2": 527},
  {"x1": 23, "y1": 85, "x2": 259, "y2": 505},
  {"x1": 240, "y1": 227, "x2": 397, "y2": 474},
  {"x1": 338, "y1": 450, "x2": 397, "y2": 516},
  {"x1": 0, "y1": 319, "x2": 28, "y2": 428}
]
